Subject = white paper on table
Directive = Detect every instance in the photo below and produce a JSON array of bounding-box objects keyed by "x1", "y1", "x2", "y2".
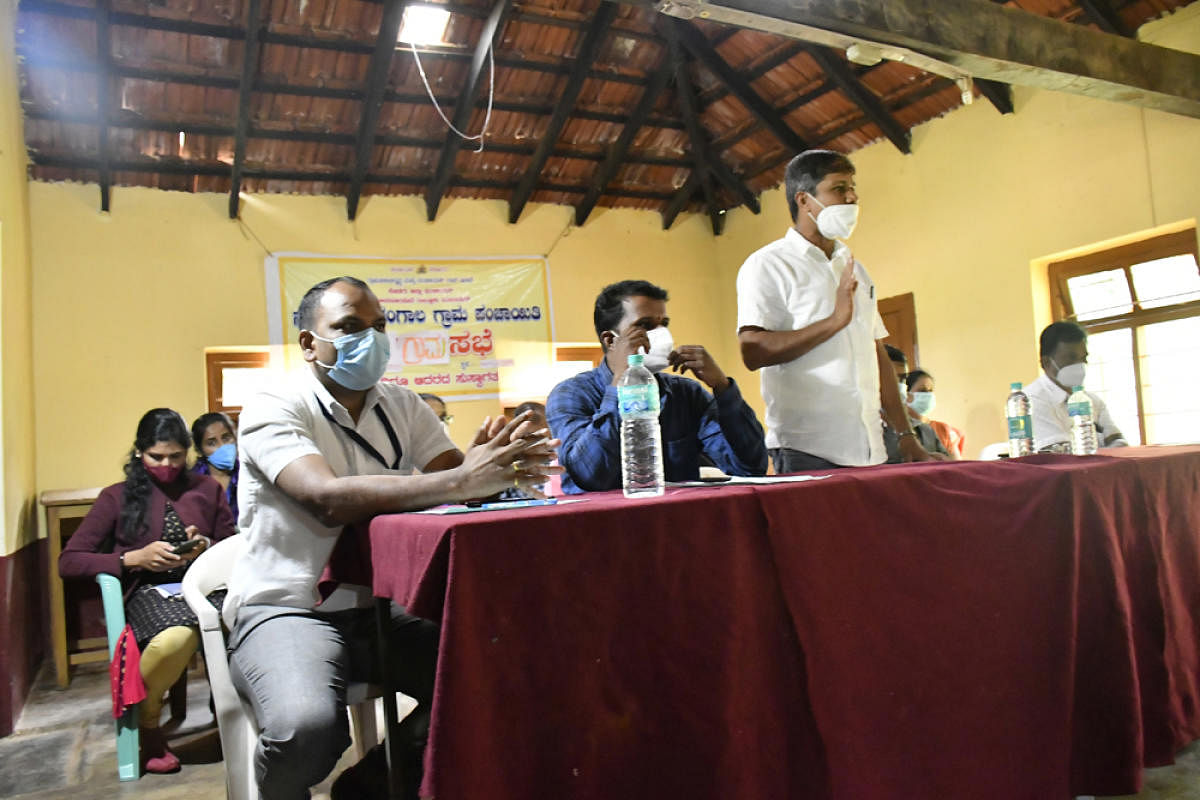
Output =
[
  {"x1": 668, "y1": 474, "x2": 832, "y2": 487},
  {"x1": 412, "y1": 498, "x2": 588, "y2": 515}
]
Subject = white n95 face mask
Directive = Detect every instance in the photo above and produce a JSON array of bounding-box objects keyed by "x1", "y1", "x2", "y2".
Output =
[
  {"x1": 643, "y1": 326, "x2": 674, "y2": 373},
  {"x1": 807, "y1": 193, "x2": 860, "y2": 240},
  {"x1": 1054, "y1": 360, "x2": 1087, "y2": 389}
]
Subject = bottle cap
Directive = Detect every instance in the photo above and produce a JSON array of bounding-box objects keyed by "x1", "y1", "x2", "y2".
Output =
[
  {"x1": 627, "y1": 353, "x2": 645, "y2": 367},
  {"x1": 1010, "y1": 382, "x2": 1022, "y2": 390},
  {"x1": 1071, "y1": 385, "x2": 1083, "y2": 392}
]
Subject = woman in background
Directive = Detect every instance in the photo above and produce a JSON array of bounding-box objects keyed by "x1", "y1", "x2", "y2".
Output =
[
  {"x1": 60, "y1": 408, "x2": 236, "y2": 773},
  {"x1": 905, "y1": 369, "x2": 966, "y2": 460},
  {"x1": 191, "y1": 411, "x2": 239, "y2": 524}
]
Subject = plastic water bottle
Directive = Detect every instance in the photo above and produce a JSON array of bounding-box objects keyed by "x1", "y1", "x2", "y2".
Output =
[
  {"x1": 1006, "y1": 382, "x2": 1034, "y2": 457},
  {"x1": 617, "y1": 353, "x2": 664, "y2": 498},
  {"x1": 1068, "y1": 386, "x2": 1098, "y2": 455}
]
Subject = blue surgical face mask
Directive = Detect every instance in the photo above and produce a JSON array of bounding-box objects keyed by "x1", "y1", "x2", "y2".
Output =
[
  {"x1": 909, "y1": 391, "x2": 936, "y2": 417},
  {"x1": 207, "y1": 442, "x2": 237, "y2": 471},
  {"x1": 311, "y1": 328, "x2": 391, "y2": 390}
]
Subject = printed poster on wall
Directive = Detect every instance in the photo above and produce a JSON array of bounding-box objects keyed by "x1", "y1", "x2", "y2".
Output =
[{"x1": 266, "y1": 254, "x2": 554, "y2": 400}]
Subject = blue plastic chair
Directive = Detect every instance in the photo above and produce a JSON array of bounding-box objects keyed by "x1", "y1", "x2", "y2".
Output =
[{"x1": 96, "y1": 573, "x2": 141, "y2": 781}]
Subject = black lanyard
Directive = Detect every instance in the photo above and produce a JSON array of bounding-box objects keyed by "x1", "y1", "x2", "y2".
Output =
[{"x1": 317, "y1": 397, "x2": 403, "y2": 470}]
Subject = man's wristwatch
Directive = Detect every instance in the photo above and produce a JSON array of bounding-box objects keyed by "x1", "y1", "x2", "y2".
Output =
[{"x1": 898, "y1": 429, "x2": 917, "y2": 440}]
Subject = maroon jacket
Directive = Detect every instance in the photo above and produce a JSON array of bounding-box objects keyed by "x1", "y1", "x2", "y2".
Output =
[{"x1": 59, "y1": 472, "x2": 236, "y2": 584}]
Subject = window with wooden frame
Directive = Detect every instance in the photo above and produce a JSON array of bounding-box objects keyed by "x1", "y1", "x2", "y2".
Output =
[
  {"x1": 205, "y1": 350, "x2": 272, "y2": 426},
  {"x1": 1048, "y1": 227, "x2": 1200, "y2": 446}
]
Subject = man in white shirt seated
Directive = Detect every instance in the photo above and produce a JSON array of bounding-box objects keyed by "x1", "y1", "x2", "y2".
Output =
[
  {"x1": 1026, "y1": 321, "x2": 1129, "y2": 451},
  {"x1": 222, "y1": 276, "x2": 558, "y2": 800}
]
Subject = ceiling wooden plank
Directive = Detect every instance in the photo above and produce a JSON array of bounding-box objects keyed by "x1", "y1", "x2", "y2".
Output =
[
  {"x1": 669, "y1": 18, "x2": 809, "y2": 153},
  {"x1": 1075, "y1": 0, "x2": 1132, "y2": 37},
  {"x1": 665, "y1": 20, "x2": 761, "y2": 216},
  {"x1": 574, "y1": 48, "x2": 674, "y2": 226},
  {"x1": 975, "y1": 78, "x2": 1014, "y2": 114},
  {"x1": 508, "y1": 3, "x2": 618, "y2": 224},
  {"x1": 95, "y1": 0, "x2": 112, "y2": 212},
  {"x1": 624, "y1": 0, "x2": 1200, "y2": 118},
  {"x1": 425, "y1": 0, "x2": 515, "y2": 221},
  {"x1": 228, "y1": 0, "x2": 264, "y2": 220},
  {"x1": 802, "y1": 45, "x2": 910, "y2": 154},
  {"x1": 667, "y1": 28, "x2": 724, "y2": 235},
  {"x1": 346, "y1": 0, "x2": 409, "y2": 221},
  {"x1": 28, "y1": 153, "x2": 676, "y2": 199},
  {"x1": 662, "y1": 171, "x2": 701, "y2": 230}
]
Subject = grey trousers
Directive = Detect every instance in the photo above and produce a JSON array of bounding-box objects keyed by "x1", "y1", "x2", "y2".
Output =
[{"x1": 228, "y1": 603, "x2": 438, "y2": 800}]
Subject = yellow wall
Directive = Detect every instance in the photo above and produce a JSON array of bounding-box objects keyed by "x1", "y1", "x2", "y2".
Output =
[
  {"x1": 1, "y1": 0, "x2": 37, "y2": 556},
  {"x1": 30, "y1": 185, "x2": 728, "y2": 491},
  {"x1": 715, "y1": 4, "x2": 1200, "y2": 457}
]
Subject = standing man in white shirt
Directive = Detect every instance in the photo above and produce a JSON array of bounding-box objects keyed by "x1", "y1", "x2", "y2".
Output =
[
  {"x1": 736, "y1": 149, "x2": 934, "y2": 472},
  {"x1": 1026, "y1": 321, "x2": 1128, "y2": 450},
  {"x1": 223, "y1": 276, "x2": 558, "y2": 800}
]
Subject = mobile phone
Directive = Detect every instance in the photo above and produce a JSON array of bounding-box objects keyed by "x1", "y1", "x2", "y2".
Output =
[{"x1": 173, "y1": 538, "x2": 202, "y2": 555}]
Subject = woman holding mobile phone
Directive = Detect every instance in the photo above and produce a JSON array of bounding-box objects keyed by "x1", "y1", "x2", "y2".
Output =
[{"x1": 60, "y1": 408, "x2": 236, "y2": 774}]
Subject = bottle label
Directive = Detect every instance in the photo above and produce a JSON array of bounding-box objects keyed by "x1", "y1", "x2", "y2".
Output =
[
  {"x1": 1007, "y1": 414, "x2": 1032, "y2": 438},
  {"x1": 1067, "y1": 400, "x2": 1092, "y2": 417},
  {"x1": 618, "y1": 384, "x2": 660, "y2": 417}
]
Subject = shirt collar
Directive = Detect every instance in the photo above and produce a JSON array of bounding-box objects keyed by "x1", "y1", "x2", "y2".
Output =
[
  {"x1": 305, "y1": 367, "x2": 381, "y2": 423},
  {"x1": 1035, "y1": 372, "x2": 1070, "y2": 402},
  {"x1": 784, "y1": 227, "x2": 850, "y2": 264}
]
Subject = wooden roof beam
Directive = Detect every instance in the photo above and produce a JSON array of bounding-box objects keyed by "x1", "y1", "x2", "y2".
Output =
[
  {"x1": 346, "y1": 0, "x2": 409, "y2": 221},
  {"x1": 669, "y1": 18, "x2": 809, "y2": 154},
  {"x1": 624, "y1": 0, "x2": 1200, "y2": 119},
  {"x1": 667, "y1": 27, "x2": 725, "y2": 235},
  {"x1": 662, "y1": 170, "x2": 701, "y2": 231},
  {"x1": 425, "y1": 0, "x2": 514, "y2": 221},
  {"x1": 1076, "y1": 0, "x2": 1133, "y2": 38},
  {"x1": 508, "y1": 3, "x2": 617, "y2": 224},
  {"x1": 574, "y1": 48, "x2": 674, "y2": 226},
  {"x1": 666, "y1": 20, "x2": 762, "y2": 217},
  {"x1": 228, "y1": 0, "x2": 264, "y2": 219},
  {"x1": 802, "y1": 45, "x2": 909, "y2": 154},
  {"x1": 95, "y1": 0, "x2": 112, "y2": 212},
  {"x1": 974, "y1": 78, "x2": 1013, "y2": 114}
]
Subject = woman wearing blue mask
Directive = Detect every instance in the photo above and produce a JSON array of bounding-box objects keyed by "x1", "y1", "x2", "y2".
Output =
[
  {"x1": 904, "y1": 370, "x2": 965, "y2": 460},
  {"x1": 191, "y1": 411, "x2": 240, "y2": 523}
]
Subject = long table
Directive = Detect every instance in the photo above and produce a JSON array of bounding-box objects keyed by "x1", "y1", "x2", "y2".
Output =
[{"x1": 366, "y1": 447, "x2": 1200, "y2": 800}]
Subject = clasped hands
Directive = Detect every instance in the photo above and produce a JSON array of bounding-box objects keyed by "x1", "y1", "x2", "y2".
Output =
[{"x1": 461, "y1": 411, "x2": 563, "y2": 499}]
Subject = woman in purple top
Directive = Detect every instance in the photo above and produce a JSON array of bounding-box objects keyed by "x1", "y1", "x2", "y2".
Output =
[
  {"x1": 60, "y1": 408, "x2": 236, "y2": 773},
  {"x1": 190, "y1": 411, "x2": 239, "y2": 525}
]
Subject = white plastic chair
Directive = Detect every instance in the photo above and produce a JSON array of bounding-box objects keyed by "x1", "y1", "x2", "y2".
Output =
[
  {"x1": 978, "y1": 442, "x2": 1010, "y2": 460},
  {"x1": 182, "y1": 536, "x2": 382, "y2": 800}
]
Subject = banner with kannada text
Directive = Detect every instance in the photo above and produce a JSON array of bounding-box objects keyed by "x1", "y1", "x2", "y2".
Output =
[{"x1": 267, "y1": 254, "x2": 553, "y2": 400}]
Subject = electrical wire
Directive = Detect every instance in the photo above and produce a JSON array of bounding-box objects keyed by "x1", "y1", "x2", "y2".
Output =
[{"x1": 409, "y1": 41, "x2": 495, "y2": 152}]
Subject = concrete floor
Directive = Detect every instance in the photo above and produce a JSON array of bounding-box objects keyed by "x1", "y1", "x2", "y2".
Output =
[
  {"x1": 2, "y1": 660, "x2": 1199, "y2": 799},
  {"x1": 0, "y1": 661, "x2": 356, "y2": 800}
]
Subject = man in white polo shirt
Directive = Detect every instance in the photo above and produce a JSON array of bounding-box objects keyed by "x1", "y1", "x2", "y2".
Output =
[
  {"x1": 1026, "y1": 320, "x2": 1128, "y2": 451},
  {"x1": 736, "y1": 150, "x2": 934, "y2": 471},
  {"x1": 223, "y1": 276, "x2": 558, "y2": 800}
]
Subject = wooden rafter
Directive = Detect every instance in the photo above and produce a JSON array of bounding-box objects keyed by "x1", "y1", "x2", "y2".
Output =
[
  {"x1": 425, "y1": 0, "x2": 514, "y2": 222},
  {"x1": 662, "y1": 171, "x2": 701, "y2": 231},
  {"x1": 802, "y1": 45, "x2": 910, "y2": 154},
  {"x1": 667, "y1": 27, "x2": 724, "y2": 236},
  {"x1": 28, "y1": 153, "x2": 678, "y2": 200},
  {"x1": 627, "y1": 0, "x2": 1200, "y2": 118},
  {"x1": 228, "y1": 0, "x2": 264, "y2": 220},
  {"x1": 574, "y1": 48, "x2": 674, "y2": 226},
  {"x1": 23, "y1": 107, "x2": 693, "y2": 169},
  {"x1": 670, "y1": 19, "x2": 809, "y2": 154},
  {"x1": 346, "y1": 0, "x2": 409, "y2": 221},
  {"x1": 94, "y1": 0, "x2": 111, "y2": 212},
  {"x1": 1076, "y1": 0, "x2": 1132, "y2": 37},
  {"x1": 508, "y1": 3, "x2": 617, "y2": 224}
]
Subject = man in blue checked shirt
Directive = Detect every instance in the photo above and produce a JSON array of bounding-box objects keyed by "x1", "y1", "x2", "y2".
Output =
[{"x1": 547, "y1": 280, "x2": 768, "y2": 493}]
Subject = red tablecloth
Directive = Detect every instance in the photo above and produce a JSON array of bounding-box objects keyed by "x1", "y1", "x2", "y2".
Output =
[{"x1": 367, "y1": 447, "x2": 1200, "y2": 800}]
